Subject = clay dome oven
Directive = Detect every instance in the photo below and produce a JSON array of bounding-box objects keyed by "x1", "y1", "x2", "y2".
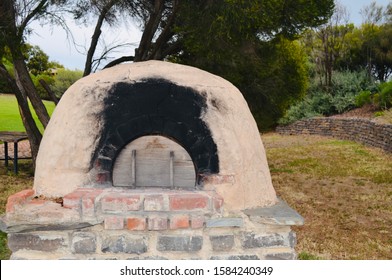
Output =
[
  {"x1": 3, "y1": 61, "x2": 303, "y2": 260},
  {"x1": 34, "y1": 61, "x2": 277, "y2": 211}
]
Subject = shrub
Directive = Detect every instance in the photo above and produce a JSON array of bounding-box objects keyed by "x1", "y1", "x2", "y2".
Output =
[
  {"x1": 278, "y1": 97, "x2": 321, "y2": 125},
  {"x1": 379, "y1": 81, "x2": 392, "y2": 109},
  {"x1": 355, "y1": 91, "x2": 372, "y2": 107},
  {"x1": 279, "y1": 70, "x2": 377, "y2": 125},
  {"x1": 52, "y1": 69, "x2": 83, "y2": 98},
  {"x1": 31, "y1": 73, "x2": 55, "y2": 100}
]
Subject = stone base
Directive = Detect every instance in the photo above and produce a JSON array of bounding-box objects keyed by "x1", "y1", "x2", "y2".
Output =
[{"x1": 1, "y1": 188, "x2": 303, "y2": 260}]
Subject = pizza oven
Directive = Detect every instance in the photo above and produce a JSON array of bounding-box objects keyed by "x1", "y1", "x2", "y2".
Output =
[{"x1": 1, "y1": 61, "x2": 303, "y2": 260}]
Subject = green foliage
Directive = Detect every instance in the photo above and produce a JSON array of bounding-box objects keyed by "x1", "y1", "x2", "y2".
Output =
[
  {"x1": 379, "y1": 80, "x2": 392, "y2": 108},
  {"x1": 0, "y1": 57, "x2": 14, "y2": 93},
  {"x1": 24, "y1": 44, "x2": 50, "y2": 76},
  {"x1": 31, "y1": 73, "x2": 55, "y2": 100},
  {"x1": 240, "y1": 38, "x2": 309, "y2": 130},
  {"x1": 355, "y1": 91, "x2": 372, "y2": 107},
  {"x1": 280, "y1": 70, "x2": 376, "y2": 124},
  {"x1": 51, "y1": 68, "x2": 83, "y2": 98}
]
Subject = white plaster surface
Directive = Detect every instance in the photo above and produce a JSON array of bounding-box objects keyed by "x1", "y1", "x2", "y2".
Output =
[{"x1": 34, "y1": 61, "x2": 277, "y2": 210}]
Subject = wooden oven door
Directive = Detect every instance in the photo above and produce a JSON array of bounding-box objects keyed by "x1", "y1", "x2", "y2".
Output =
[{"x1": 113, "y1": 136, "x2": 196, "y2": 188}]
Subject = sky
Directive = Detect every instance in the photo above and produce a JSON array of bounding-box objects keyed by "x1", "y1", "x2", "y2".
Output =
[{"x1": 28, "y1": 0, "x2": 391, "y2": 70}]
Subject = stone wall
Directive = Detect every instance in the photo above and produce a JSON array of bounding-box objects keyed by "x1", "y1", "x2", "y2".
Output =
[
  {"x1": 1, "y1": 188, "x2": 303, "y2": 260},
  {"x1": 276, "y1": 117, "x2": 392, "y2": 153}
]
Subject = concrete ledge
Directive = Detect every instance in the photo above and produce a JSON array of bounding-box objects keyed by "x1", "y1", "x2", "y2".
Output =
[{"x1": 243, "y1": 198, "x2": 304, "y2": 226}]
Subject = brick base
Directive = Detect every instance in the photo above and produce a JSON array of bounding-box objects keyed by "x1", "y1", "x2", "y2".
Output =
[{"x1": 2, "y1": 188, "x2": 303, "y2": 260}]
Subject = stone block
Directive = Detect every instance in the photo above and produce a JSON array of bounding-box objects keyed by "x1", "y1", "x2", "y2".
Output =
[
  {"x1": 209, "y1": 235, "x2": 235, "y2": 251},
  {"x1": 71, "y1": 232, "x2": 97, "y2": 254},
  {"x1": 206, "y1": 218, "x2": 243, "y2": 228},
  {"x1": 243, "y1": 198, "x2": 304, "y2": 226},
  {"x1": 101, "y1": 234, "x2": 147, "y2": 254},
  {"x1": 157, "y1": 235, "x2": 203, "y2": 252},
  {"x1": 264, "y1": 252, "x2": 296, "y2": 260},
  {"x1": 241, "y1": 232, "x2": 291, "y2": 249},
  {"x1": 8, "y1": 232, "x2": 68, "y2": 252},
  {"x1": 210, "y1": 255, "x2": 259, "y2": 260}
]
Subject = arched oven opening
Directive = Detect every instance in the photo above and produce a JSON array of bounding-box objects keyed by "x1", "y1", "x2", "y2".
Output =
[{"x1": 90, "y1": 79, "x2": 219, "y2": 188}]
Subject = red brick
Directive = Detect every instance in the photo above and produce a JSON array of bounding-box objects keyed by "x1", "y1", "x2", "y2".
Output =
[
  {"x1": 148, "y1": 215, "x2": 168, "y2": 231},
  {"x1": 101, "y1": 193, "x2": 141, "y2": 213},
  {"x1": 126, "y1": 217, "x2": 147, "y2": 231},
  {"x1": 170, "y1": 215, "x2": 190, "y2": 229},
  {"x1": 104, "y1": 216, "x2": 124, "y2": 230},
  {"x1": 190, "y1": 216, "x2": 205, "y2": 229},
  {"x1": 6, "y1": 189, "x2": 34, "y2": 213},
  {"x1": 63, "y1": 189, "x2": 90, "y2": 209},
  {"x1": 169, "y1": 193, "x2": 209, "y2": 211},
  {"x1": 144, "y1": 195, "x2": 165, "y2": 211},
  {"x1": 82, "y1": 189, "x2": 103, "y2": 217}
]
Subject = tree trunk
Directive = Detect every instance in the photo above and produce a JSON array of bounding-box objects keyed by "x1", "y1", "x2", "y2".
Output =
[
  {"x1": 135, "y1": 0, "x2": 165, "y2": 62},
  {"x1": 39, "y1": 79, "x2": 59, "y2": 105},
  {"x1": 83, "y1": 1, "x2": 116, "y2": 76},
  {"x1": 0, "y1": 63, "x2": 42, "y2": 165},
  {"x1": 13, "y1": 56, "x2": 50, "y2": 128}
]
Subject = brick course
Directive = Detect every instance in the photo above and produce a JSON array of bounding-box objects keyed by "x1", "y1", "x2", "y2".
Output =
[{"x1": 3, "y1": 188, "x2": 302, "y2": 260}]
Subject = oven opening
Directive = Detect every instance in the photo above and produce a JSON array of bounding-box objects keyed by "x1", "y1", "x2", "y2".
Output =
[{"x1": 113, "y1": 135, "x2": 196, "y2": 188}]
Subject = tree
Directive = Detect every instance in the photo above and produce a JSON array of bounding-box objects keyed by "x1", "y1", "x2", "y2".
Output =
[
  {"x1": 51, "y1": 68, "x2": 83, "y2": 98},
  {"x1": 310, "y1": 2, "x2": 351, "y2": 89},
  {"x1": 0, "y1": 0, "x2": 67, "y2": 163},
  {"x1": 368, "y1": 23, "x2": 392, "y2": 81},
  {"x1": 163, "y1": 0, "x2": 333, "y2": 129}
]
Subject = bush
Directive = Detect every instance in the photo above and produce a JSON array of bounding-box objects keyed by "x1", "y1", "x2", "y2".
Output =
[
  {"x1": 355, "y1": 91, "x2": 372, "y2": 107},
  {"x1": 279, "y1": 70, "x2": 377, "y2": 125},
  {"x1": 379, "y1": 81, "x2": 392, "y2": 109},
  {"x1": 52, "y1": 69, "x2": 83, "y2": 98},
  {"x1": 278, "y1": 97, "x2": 321, "y2": 125},
  {"x1": 31, "y1": 73, "x2": 55, "y2": 100}
]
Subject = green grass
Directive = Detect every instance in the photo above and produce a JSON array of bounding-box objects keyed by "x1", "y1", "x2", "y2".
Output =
[{"x1": 0, "y1": 93, "x2": 55, "y2": 132}]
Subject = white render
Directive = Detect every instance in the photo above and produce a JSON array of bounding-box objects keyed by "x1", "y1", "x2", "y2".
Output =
[{"x1": 34, "y1": 61, "x2": 277, "y2": 210}]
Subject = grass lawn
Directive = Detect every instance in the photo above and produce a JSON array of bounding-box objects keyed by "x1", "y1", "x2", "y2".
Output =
[
  {"x1": 262, "y1": 133, "x2": 392, "y2": 260},
  {"x1": 0, "y1": 93, "x2": 55, "y2": 132}
]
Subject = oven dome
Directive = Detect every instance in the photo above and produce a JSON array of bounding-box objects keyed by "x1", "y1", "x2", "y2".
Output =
[{"x1": 34, "y1": 61, "x2": 277, "y2": 210}]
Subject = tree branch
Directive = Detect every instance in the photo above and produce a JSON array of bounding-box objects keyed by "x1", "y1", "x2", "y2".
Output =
[
  {"x1": 18, "y1": 0, "x2": 49, "y2": 40},
  {"x1": 135, "y1": 0, "x2": 165, "y2": 61},
  {"x1": 103, "y1": 56, "x2": 135, "y2": 69},
  {"x1": 150, "y1": 0, "x2": 179, "y2": 60}
]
